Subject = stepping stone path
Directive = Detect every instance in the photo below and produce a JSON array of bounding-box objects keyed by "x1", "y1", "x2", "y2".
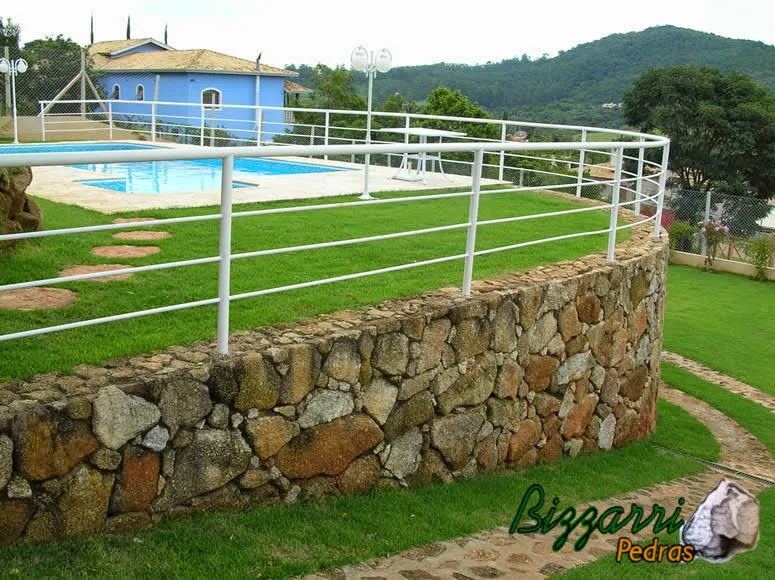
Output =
[
  {"x1": 58, "y1": 264, "x2": 134, "y2": 282},
  {"x1": 0, "y1": 217, "x2": 165, "y2": 311},
  {"x1": 0, "y1": 287, "x2": 78, "y2": 310},
  {"x1": 304, "y1": 376, "x2": 775, "y2": 580},
  {"x1": 91, "y1": 245, "x2": 160, "y2": 259},
  {"x1": 113, "y1": 231, "x2": 171, "y2": 241}
]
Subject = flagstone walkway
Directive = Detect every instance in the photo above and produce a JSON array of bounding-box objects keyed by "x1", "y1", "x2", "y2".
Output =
[
  {"x1": 662, "y1": 351, "x2": 775, "y2": 413},
  {"x1": 303, "y1": 370, "x2": 774, "y2": 580}
]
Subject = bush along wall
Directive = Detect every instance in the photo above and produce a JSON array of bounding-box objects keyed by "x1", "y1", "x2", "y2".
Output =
[{"x1": 0, "y1": 223, "x2": 668, "y2": 545}]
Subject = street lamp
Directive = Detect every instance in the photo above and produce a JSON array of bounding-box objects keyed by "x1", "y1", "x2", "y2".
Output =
[
  {"x1": 351, "y1": 46, "x2": 392, "y2": 200},
  {"x1": 0, "y1": 57, "x2": 29, "y2": 144}
]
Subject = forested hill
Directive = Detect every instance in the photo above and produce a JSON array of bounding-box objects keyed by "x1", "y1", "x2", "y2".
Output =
[{"x1": 288, "y1": 26, "x2": 775, "y2": 126}]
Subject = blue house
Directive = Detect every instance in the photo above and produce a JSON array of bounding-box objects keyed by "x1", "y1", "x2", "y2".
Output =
[{"x1": 88, "y1": 38, "x2": 307, "y2": 142}]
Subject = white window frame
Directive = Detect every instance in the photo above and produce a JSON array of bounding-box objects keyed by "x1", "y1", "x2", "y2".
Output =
[
  {"x1": 136, "y1": 84, "x2": 145, "y2": 101},
  {"x1": 201, "y1": 87, "x2": 222, "y2": 111},
  {"x1": 111, "y1": 84, "x2": 120, "y2": 100}
]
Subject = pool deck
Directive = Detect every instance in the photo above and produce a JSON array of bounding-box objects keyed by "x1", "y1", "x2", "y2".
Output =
[{"x1": 23, "y1": 141, "x2": 505, "y2": 213}]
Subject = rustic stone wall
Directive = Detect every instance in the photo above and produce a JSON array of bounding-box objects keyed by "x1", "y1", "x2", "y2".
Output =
[{"x1": 0, "y1": 222, "x2": 668, "y2": 545}]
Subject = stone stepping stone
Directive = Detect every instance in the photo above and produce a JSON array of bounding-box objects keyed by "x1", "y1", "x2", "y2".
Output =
[
  {"x1": 112, "y1": 231, "x2": 171, "y2": 241},
  {"x1": 91, "y1": 245, "x2": 160, "y2": 259},
  {"x1": 58, "y1": 264, "x2": 134, "y2": 282},
  {"x1": 112, "y1": 217, "x2": 157, "y2": 224},
  {"x1": 0, "y1": 287, "x2": 78, "y2": 310}
]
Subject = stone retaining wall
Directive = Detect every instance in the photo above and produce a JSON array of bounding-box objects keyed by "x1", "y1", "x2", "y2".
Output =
[{"x1": 0, "y1": 223, "x2": 668, "y2": 545}]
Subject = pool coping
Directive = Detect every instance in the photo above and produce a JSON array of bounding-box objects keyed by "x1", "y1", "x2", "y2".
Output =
[{"x1": 21, "y1": 140, "x2": 505, "y2": 213}]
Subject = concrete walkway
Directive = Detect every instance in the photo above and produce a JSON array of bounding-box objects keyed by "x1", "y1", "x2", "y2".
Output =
[{"x1": 303, "y1": 367, "x2": 774, "y2": 579}]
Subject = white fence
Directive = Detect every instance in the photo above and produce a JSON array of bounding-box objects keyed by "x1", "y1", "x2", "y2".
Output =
[
  {"x1": 39, "y1": 99, "x2": 661, "y2": 196},
  {"x1": 0, "y1": 122, "x2": 669, "y2": 356}
]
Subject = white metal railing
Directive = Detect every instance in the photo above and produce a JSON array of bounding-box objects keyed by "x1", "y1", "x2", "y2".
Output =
[
  {"x1": 36, "y1": 98, "x2": 665, "y2": 197},
  {"x1": 0, "y1": 131, "x2": 669, "y2": 356}
]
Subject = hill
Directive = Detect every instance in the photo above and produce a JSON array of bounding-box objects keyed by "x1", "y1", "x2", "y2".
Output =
[{"x1": 289, "y1": 26, "x2": 775, "y2": 127}]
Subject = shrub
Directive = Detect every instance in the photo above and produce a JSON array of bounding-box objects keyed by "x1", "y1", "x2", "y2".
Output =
[
  {"x1": 747, "y1": 235, "x2": 774, "y2": 281},
  {"x1": 668, "y1": 221, "x2": 697, "y2": 253}
]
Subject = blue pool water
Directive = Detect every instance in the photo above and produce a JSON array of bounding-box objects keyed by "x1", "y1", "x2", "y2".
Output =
[{"x1": 0, "y1": 142, "x2": 346, "y2": 194}]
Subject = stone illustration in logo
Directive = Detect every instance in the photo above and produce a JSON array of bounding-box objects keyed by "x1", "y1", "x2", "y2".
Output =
[{"x1": 679, "y1": 478, "x2": 760, "y2": 563}]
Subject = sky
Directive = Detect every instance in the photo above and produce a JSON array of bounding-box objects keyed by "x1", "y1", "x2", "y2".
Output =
[{"x1": 4, "y1": 0, "x2": 775, "y2": 69}]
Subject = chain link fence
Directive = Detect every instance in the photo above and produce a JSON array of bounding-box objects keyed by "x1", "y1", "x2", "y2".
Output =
[{"x1": 660, "y1": 188, "x2": 775, "y2": 265}]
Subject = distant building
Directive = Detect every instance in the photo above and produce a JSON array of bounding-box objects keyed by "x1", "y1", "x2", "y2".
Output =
[
  {"x1": 88, "y1": 38, "x2": 308, "y2": 142},
  {"x1": 601, "y1": 103, "x2": 622, "y2": 109}
]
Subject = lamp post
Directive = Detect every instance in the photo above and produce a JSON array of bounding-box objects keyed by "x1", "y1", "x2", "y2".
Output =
[
  {"x1": 350, "y1": 46, "x2": 391, "y2": 200},
  {"x1": 0, "y1": 57, "x2": 29, "y2": 144}
]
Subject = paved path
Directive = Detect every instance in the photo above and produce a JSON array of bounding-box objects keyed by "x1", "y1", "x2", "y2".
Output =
[
  {"x1": 304, "y1": 381, "x2": 774, "y2": 580},
  {"x1": 662, "y1": 351, "x2": 775, "y2": 413}
]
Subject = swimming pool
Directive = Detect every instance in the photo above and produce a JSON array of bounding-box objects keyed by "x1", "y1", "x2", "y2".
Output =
[{"x1": 0, "y1": 142, "x2": 346, "y2": 194}]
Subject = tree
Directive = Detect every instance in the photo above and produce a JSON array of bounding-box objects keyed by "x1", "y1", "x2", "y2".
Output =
[
  {"x1": 16, "y1": 35, "x2": 98, "y2": 116},
  {"x1": 624, "y1": 66, "x2": 775, "y2": 199},
  {"x1": 421, "y1": 86, "x2": 499, "y2": 140}
]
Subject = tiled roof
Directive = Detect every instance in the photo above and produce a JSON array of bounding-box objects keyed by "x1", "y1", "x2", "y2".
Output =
[
  {"x1": 284, "y1": 79, "x2": 309, "y2": 93},
  {"x1": 88, "y1": 39, "x2": 296, "y2": 77}
]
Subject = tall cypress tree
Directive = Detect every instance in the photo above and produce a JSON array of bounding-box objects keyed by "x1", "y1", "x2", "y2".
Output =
[
  {"x1": 126, "y1": 16, "x2": 131, "y2": 40},
  {"x1": 90, "y1": 15, "x2": 94, "y2": 44},
  {"x1": 164, "y1": 24, "x2": 168, "y2": 45}
]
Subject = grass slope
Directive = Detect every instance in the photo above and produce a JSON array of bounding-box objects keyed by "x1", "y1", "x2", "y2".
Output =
[
  {"x1": 0, "y1": 441, "x2": 703, "y2": 578},
  {"x1": 664, "y1": 265, "x2": 775, "y2": 395},
  {"x1": 650, "y1": 398, "x2": 720, "y2": 462},
  {"x1": 0, "y1": 188, "x2": 625, "y2": 380}
]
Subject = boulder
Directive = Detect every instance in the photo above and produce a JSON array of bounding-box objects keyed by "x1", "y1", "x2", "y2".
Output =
[
  {"x1": 525, "y1": 356, "x2": 560, "y2": 392},
  {"x1": 451, "y1": 318, "x2": 492, "y2": 361},
  {"x1": 92, "y1": 385, "x2": 160, "y2": 450},
  {"x1": 507, "y1": 419, "x2": 541, "y2": 462},
  {"x1": 160, "y1": 429, "x2": 251, "y2": 507},
  {"x1": 234, "y1": 354, "x2": 282, "y2": 411},
  {"x1": 0, "y1": 434, "x2": 12, "y2": 489},
  {"x1": 363, "y1": 378, "x2": 399, "y2": 425},
  {"x1": 492, "y1": 301, "x2": 518, "y2": 353},
  {"x1": 111, "y1": 446, "x2": 160, "y2": 513},
  {"x1": 563, "y1": 394, "x2": 599, "y2": 439},
  {"x1": 244, "y1": 415, "x2": 299, "y2": 458},
  {"x1": 281, "y1": 344, "x2": 320, "y2": 404},
  {"x1": 0, "y1": 167, "x2": 42, "y2": 246},
  {"x1": 322, "y1": 339, "x2": 360, "y2": 384},
  {"x1": 158, "y1": 379, "x2": 212, "y2": 436},
  {"x1": 275, "y1": 414, "x2": 382, "y2": 479},
  {"x1": 416, "y1": 319, "x2": 452, "y2": 372},
  {"x1": 431, "y1": 412, "x2": 484, "y2": 470},
  {"x1": 384, "y1": 427, "x2": 423, "y2": 479},
  {"x1": 494, "y1": 359, "x2": 522, "y2": 398},
  {"x1": 338, "y1": 455, "x2": 381, "y2": 494},
  {"x1": 372, "y1": 332, "x2": 409, "y2": 376},
  {"x1": 0, "y1": 499, "x2": 31, "y2": 546},
  {"x1": 298, "y1": 390, "x2": 354, "y2": 428},
  {"x1": 436, "y1": 352, "x2": 496, "y2": 414},
  {"x1": 383, "y1": 391, "x2": 434, "y2": 440},
  {"x1": 12, "y1": 406, "x2": 100, "y2": 481}
]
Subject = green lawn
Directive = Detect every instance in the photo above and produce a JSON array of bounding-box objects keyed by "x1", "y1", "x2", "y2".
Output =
[
  {"x1": 664, "y1": 265, "x2": 775, "y2": 395},
  {"x1": 0, "y1": 439, "x2": 704, "y2": 579},
  {"x1": 661, "y1": 362, "x2": 775, "y2": 459},
  {"x1": 0, "y1": 188, "x2": 625, "y2": 380},
  {"x1": 650, "y1": 398, "x2": 720, "y2": 462}
]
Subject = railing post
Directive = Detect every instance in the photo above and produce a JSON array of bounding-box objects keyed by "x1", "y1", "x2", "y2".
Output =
[
  {"x1": 652, "y1": 142, "x2": 670, "y2": 239},
  {"x1": 151, "y1": 102, "x2": 157, "y2": 142},
  {"x1": 108, "y1": 101, "x2": 113, "y2": 141},
  {"x1": 256, "y1": 108, "x2": 263, "y2": 146},
  {"x1": 351, "y1": 140, "x2": 356, "y2": 164},
  {"x1": 200, "y1": 105, "x2": 205, "y2": 147},
  {"x1": 607, "y1": 147, "x2": 624, "y2": 263},
  {"x1": 39, "y1": 102, "x2": 46, "y2": 142},
  {"x1": 498, "y1": 122, "x2": 507, "y2": 182},
  {"x1": 634, "y1": 137, "x2": 645, "y2": 215},
  {"x1": 701, "y1": 191, "x2": 712, "y2": 255},
  {"x1": 462, "y1": 149, "x2": 485, "y2": 297},
  {"x1": 519, "y1": 168, "x2": 524, "y2": 187},
  {"x1": 309, "y1": 126, "x2": 315, "y2": 158},
  {"x1": 576, "y1": 128, "x2": 587, "y2": 197},
  {"x1": 324, "y1": 111, "x2": 330, "y2": 160},
  {"x1": 216, "y1": 155, "x2": 234, "y2": 355}
]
